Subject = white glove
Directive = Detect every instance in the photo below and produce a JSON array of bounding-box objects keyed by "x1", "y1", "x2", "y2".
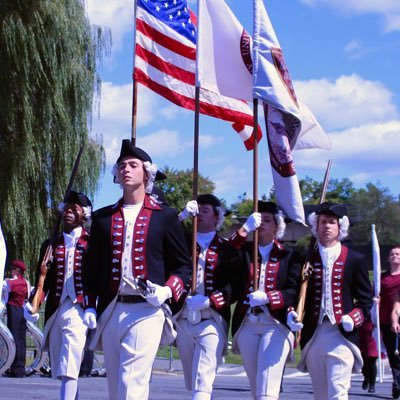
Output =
[
  {"x1": 83, "y1": 308, "x2": 97, "y2": 329},
  {"x1": 146, "y1": 281, "x2": 172, "y2": 307},
  {"x1": 340, "y1": 314, "x2": 354, "y2": 332},
  {"x1": 242, "y1": 212, "x2": 262, "y2": 233},
  {"x1": 23, "y1": 302, "x2": 40, "y2": 323},
  {"x1": 186, "y1": 294, "x2": 210, "y2": 311},
  {"x1": 178, "y1": 200, "x2": 199, "y2": 221},
  {"x1": 287, "y1": 310, "x2": 303, "y2": 332},
  {"x1": 2, "y1": 280, "x2": 10, "y2": 293},
  {"x1": 248, "y1": 291, "x2": 269, "y2": 308}
]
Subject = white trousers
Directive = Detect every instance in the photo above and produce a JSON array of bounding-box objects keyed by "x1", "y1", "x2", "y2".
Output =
[
  {"x1": 48, "y1": 298, "x2": 88, "y2": 379},
  {"x1": 176, "y1": 317, "x2": 225, "y2": 395},
  {"x1": 305, "y1": 322, "x2": 355, "y2": 400},
  {"x1": 101, "y1": 302, "x2": 164, "y2": 400},
  {"x1": 236, "y1": 314, "x2": 290, "y2": 400}
]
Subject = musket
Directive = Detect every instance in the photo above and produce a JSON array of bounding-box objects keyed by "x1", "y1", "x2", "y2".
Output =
[
  {"x1": 295, "y1": 159, "x2": 332, "y2": 324},
  {"x1": 30, "y1": 146, "x2": 84, "y2": 314}
]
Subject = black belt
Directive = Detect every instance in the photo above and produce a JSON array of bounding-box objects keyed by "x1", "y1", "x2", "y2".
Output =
[
  {"x1": 116, "y1": 295, "x2": 146, "y2": 304},
  {"x1": 250, "y1": 306, "x2": 263, "y2": 315}
]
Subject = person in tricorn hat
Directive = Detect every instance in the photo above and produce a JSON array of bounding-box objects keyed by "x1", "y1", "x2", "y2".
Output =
[
  {"x1": 227, "y1": 201, "x2": 301, "y2": 400},
  {"x1": 177, "y1": 194, "x2": 242, "y2": 400},
  {"x1": 82, "y1": 139, "x2": 192, "y2": 400},
  {"x1": 2, "y1": 260, "x2": 31, "y2": 378},
  {"x1": 287, "y1": 201, "x2": 373, "y2": 400},
  {"x1": 24, "y1": 190, "x2": 92, "y2": 398}
]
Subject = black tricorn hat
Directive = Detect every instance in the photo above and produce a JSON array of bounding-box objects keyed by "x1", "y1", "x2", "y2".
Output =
[
  {"x1": 197, "y1": 194, "x2": 231, "y2": 216},
  {"x1": 151, "y1": 186, "x2": 169, "y2": 206},
  {"x1": 315, "y1": 201, "x2": 347, "y2": 218},
  {"x1": 64, "y1": 190, "x2": 92, "y2": 208},
  {"x1": 258, "y1": 201, "x2": 279, "y2": 214},
  {"x1": 116, "y1": 139, "x2": 152, "y2": 164},
  {"x1": 197, "y1": 194, "x2": 221, "y2": 208},
  {"x1": 155, "y1": 170, "x2": 167, "y2": 181}
]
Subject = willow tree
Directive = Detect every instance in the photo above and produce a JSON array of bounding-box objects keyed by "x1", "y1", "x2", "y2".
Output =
[{"x1": 0, "y1": 0, "x2": 108, "y2": 274}]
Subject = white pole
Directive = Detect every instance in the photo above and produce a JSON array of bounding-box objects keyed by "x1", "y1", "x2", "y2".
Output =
[{"x1": 372, "y1": 224, "x2": 383, "y2": 382}]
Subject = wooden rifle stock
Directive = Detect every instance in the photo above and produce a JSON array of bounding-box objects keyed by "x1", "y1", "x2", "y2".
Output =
[
  {"x1": 30, "y1": 146, "x2": 84, "y2": 314},
  {"x1": 295, "y1": 160, "x2": 332, "y2": 324}
]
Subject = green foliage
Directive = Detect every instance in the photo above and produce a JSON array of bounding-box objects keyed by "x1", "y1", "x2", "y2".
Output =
[
  {"x1": 155, "y1": 166, "x2": 215, "y2": 213},
  {"x1": 299, "y1": 177, "x2": 400, "y2": 245},
  {"x1": 347, "y1": 182, "x2": 400, "y2": 245},
  {"x1": 0, "y1": 1, "x2": 106, "y2": 278},
  {"x1": 300, "y1": 176, "x2": 356, "y2": 204},
  {"x1": 230, "y1": 192, "x2": 269, "y2": 218}
]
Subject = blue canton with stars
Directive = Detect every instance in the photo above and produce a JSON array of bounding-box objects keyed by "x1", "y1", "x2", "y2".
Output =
[{"x1": 138, "y1": 0, "x2": 196, "y2": 44}]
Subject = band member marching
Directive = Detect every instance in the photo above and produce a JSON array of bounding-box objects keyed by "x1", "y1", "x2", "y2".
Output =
[
  {"x1": 288, "y1": 202, "x2": 373, "y2": 400},
  {"x1": 176, "y1": 194, "x2": 242, "y2": 400},
  {"x1": 24, "y1": 191, "x2": 93, "y2": 399},
  {"x1": 230, "y1": 201, "x2": 301, "y2": 400},
  {"x1": 82, "y1": 139, "x2": 192, "y2": 400},
  {"x1": 2, "y1": 260, "x2": 31, "y2": 378}
]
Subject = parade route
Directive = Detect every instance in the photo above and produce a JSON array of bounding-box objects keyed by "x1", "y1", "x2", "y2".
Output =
[{"x1": 0, "y1": 360, "x2": 395, "y2": 400}]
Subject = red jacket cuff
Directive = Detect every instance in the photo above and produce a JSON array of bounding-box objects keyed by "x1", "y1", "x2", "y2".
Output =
[
  {"x1": 210, "y1": 291, "x2": 227, "y2": 310},
  {"x1": 266, "y1": 290, "x2": 284, "y2": 310},
  {"x1": 347, "y1": 308, "x2": 365, "y2": 328},
  {"x1": 228, "y1": 231, "x2": 247, "y2": 249},
  {"x1": 83, "y1": 293, "x2": 97, "y2": 310},
  {"x1": 165, "y1": 275, "x2": 184, "y2": 301}
]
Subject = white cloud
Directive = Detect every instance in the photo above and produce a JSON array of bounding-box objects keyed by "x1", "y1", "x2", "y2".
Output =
[
  {"x1": 86, "y1": 0, "x2": 133, "y2": 51},
  {"x1": 295, "y1": 74, "x2": 398, "y2": 131},
  {"x1": 137, "y1": 129, "x2": 193, "y2": 159},
  {"x1": 294, "y1": 120, "x2": 400, "y2": 190},
  {"x1": 343, "y1": 40, "x2": 367, "y2": 60},
  {"x1": 300, "y1": 0, "x2": 400, "y2": 32}
]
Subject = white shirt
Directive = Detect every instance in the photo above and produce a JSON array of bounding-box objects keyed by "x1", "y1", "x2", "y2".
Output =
[
  {"x1": 258, "y1": 242, "x2": 273, "y2": 292},
  {"x1": 119, "y1": 203, "x2": 143, "y2": 295},
  {"x1": 60, "y1": 227, "x2": 83, "y2": 303},
  {"x1": 195, "y1": 231, "x2": 216, "y2": 295},
  {"x1": 318, "y1": 241, "x2": 342, "y2": 324}
]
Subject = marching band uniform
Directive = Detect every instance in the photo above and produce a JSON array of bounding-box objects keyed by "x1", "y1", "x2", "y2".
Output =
[
  {"x1": 358, "y1": 315, "x2": 378, "y2": 393},
  {"x1": 24, "y1": 191, "x2": 92, "y2": 399},
  {"x1": 381, "y1": 246, "x2": 400, "y2": 399},
  {"x1": 3, "y1": 260, "x2": 30, "y2": 378},
  {"x1": 83, "y1": 140, "x2": 192, "y2": 400},
  {"x1": 230, "y1": 201, "x2": 301, "y2": 400},
  {"x1": 291, "y1": 202, "x2": 373, "y2": 400},
  {"x1": 175, "y1": 194, "x2": 241, "y2": 400}
]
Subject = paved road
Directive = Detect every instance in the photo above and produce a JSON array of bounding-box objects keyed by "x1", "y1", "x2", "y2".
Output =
[{"x1": 0, "y1": 361, "x2": 395, "y2": 399}]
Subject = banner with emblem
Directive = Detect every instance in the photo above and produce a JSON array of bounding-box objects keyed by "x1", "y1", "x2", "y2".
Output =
[
  {"x1": 197, "y1": 0, "x2": 329, "y2": 223},
  {"x1": 252, "y1": 0, "x2": 304, "y2": 223}
]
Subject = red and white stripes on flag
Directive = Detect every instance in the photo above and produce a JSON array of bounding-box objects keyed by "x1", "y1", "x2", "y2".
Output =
[{"x1": 134, "y1": 0, "x2": 261, "y2": 150}]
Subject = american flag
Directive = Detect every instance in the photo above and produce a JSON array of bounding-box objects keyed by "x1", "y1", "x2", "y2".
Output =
[{"x1": 134, "y1": 0, "x2": 261, "y2": 150}]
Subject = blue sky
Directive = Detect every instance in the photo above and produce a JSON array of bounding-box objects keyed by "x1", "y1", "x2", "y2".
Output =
[{"x1": 86, "y1": 0, "x2": 400, "y2": 210}]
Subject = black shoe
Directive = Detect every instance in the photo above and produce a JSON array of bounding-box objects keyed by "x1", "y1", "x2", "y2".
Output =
[
  {"x1": 2, "y1": 369, "x2": 14, "y2": 377},
  {"x1": 368, "y1": 385, "x2": 376, "y2": 393},
  {"x1": 362, "y1": 379, "x2": 368, "y2": 390},
  {"x1": 2, "y1": 369, "x2": 25, "y2": 378},
  {"x1": 393, "y1": 386, "x2": 400, "y2": 399}
]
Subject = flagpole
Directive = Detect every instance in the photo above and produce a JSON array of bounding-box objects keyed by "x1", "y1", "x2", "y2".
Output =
[
  {"x1": 190, "y1": 0, "x2": 205, "y2": 296},
  {"x1": 372, "y1": 224, "x2": 383, "y2": 382},
  {"x1": 131, "y1": 0, "x2": 139, "y2": 145},
  {"x1": 191, "y1": 86, "x2": 200, "y2": 294},
  {"x1": 252, "y1": 98, "x2": 259, "y2": 291}
]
